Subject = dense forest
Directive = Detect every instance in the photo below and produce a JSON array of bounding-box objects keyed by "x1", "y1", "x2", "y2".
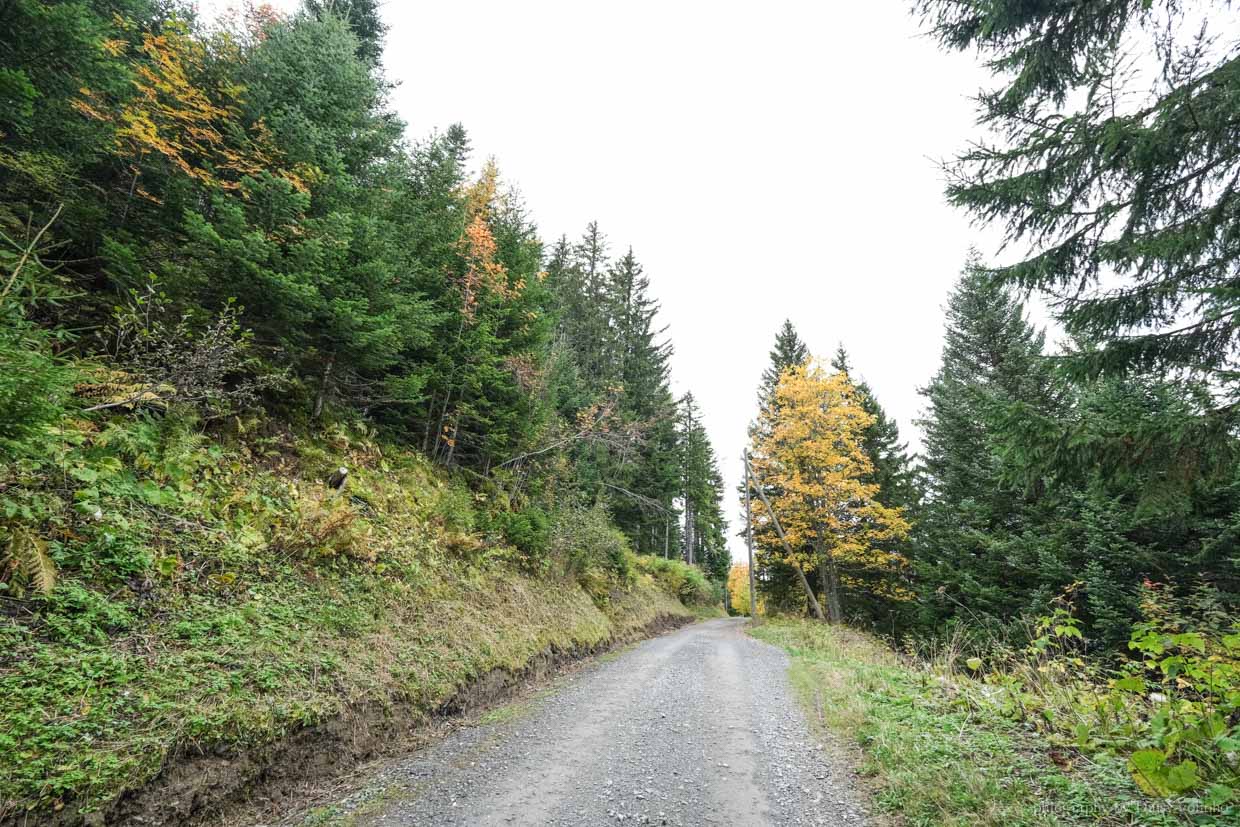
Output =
[
  {"x1": 725, "y1": 0, "x2": 1240, "y2": 808},
  {"x1": 0, "y1": 3, "x2": 732, "y2": 819},
  {"x1": 5, "y1": 0, "x2": 1240, "y2": 821},
  {"x1": 0, "y1": 0, "x2": 731, "y2": 593},
  {"x1": 739, "y1": 0, "x2": 1240, "y2": 647}
]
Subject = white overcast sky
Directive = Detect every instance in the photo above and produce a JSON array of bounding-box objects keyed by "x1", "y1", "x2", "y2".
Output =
[{"x1": 204, "y1": 0, "x2": 1015, "y2": 560}]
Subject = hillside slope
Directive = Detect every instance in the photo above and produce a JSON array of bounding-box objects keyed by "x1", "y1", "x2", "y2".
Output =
[{"x1": 0, "y1": 414, "x2": 710, "y2": 826}]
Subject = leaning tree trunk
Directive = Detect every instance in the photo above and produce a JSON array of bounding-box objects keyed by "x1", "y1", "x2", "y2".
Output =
[
  {"x1": 747, "y1": 473, "x2": 825, "y2": 620},
  {"x1": 817, "y1": 556, "x2": 831, "y2": 620}
]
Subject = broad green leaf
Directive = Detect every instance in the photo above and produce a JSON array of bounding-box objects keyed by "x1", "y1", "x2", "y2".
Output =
[
  {"x1": 137, "y1": 480, "x2": 163, "y2": 505},
  {"x1": 1164, "y1": 760, "x2": 1198, "y2": 793},
  {"x1": 70, "y1": 466, "x2": 98, "y2": 483},
  {"x1": 1129, "y1": 749, "x2": 1170, "y2": 797}
]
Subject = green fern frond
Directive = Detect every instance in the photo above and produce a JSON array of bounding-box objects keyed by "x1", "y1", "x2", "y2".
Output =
[{"x1": 7, "y1": 527, "x2": 56, "y2": 595}]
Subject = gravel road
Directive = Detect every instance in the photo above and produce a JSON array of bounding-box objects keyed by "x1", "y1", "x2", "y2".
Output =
[{"x1": 311, "y1": 618, "x2": 869, "y2": 826}]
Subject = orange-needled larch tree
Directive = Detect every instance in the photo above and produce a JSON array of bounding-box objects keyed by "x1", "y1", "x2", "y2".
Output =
[{"x1": 750, "y1": 360, "x2": 910, "y2": 623}]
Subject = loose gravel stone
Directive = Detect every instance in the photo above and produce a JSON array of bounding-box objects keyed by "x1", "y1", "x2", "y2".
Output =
[{"x1": 298, "y1": 618, "x2": 868, "y2": 826}]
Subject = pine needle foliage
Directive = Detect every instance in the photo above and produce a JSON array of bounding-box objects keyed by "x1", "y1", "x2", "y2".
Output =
[{"x1": 918, "y1": 0, "x2": 1240, "y2": 399}]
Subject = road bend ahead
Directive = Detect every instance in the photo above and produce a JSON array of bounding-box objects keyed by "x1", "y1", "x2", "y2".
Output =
[{"x1": 316, "y1": 618, "x2": 870, "y2": 826}]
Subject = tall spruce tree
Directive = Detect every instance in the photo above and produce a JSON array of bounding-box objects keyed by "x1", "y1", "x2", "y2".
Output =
[
  {"x1": 829, "y1": 346, "x2": 919, "y2": 626},
  {"x1": 602, "y1": 248, "x2": 680, "y2": 554},
  {"x1": 919, "y1": 1, "x2": 1240, "y2": 641},
  {"x1": 304, "y1": 0, "x2": 387, "y2": 67},
  {"x1": 830, "y1": 346, "x2": 917, "y2": 514},
  {"x1": 759, "y1": 320, "x2": 810, "y2": 410},
  {"x1": 918, "y1": 0, "x2": 1240, "y2": 442},
  {"x1": 542, "y1": 223, "x2": 715, "y2": 561},
  {"x1": 680, "y1": 393, "x2": 729, "y2": 578},
  {"x1": 608, "y1": 249, "x2": 671, "y2": 421},
  {"x1": 914, "y1": 259, "x2": 1057, "y2": 623},
  {"x1": 560, "y1": 222, "x2": 613, "y2": 392},
  {"x1": 917, "y1": 262, "x2": 1240, "y2": 642}
]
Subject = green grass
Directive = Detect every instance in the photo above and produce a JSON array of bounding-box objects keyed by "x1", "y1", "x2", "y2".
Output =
[
  {"x1": 688, "y1": 603, "x2": 726, "y2": 619},
  {"x1": 750, "y1": 620, "x2": 1220, "y2": 827},
  {"x1": 0, "y1": 551, "x2": 671, "y2": 820},
  {"x1": 0, "y1": 417, "x2": 692, "y2": 823}
]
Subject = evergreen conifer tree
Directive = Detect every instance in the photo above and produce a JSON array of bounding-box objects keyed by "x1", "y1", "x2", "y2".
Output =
[
  {"x1": 830, "y1": 346, "x2": 917, "y2": 514},
  {"x1": 919, "y1": 0, "x2": 1240, "y2": 414},
  {"x1": 914, "y1": 258, "x2": 1057, "y2": 621},
  {"x1": 679, "y1": 393, "x2": 729, "y2": 578},
  {"x1": 304, "y1": 0, "x2": 387, "y2": 67}
]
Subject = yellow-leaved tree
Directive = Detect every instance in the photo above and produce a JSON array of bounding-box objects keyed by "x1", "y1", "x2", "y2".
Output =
[
  {"x1": 73, "y1": 16, "x2": 307, "y2": 205},
  {"x1": 750, "y1": 360, "x2": 909, "y2": 623},
  {"x1": 727, "y1": 563, "x2": 761, "y2": 616}
]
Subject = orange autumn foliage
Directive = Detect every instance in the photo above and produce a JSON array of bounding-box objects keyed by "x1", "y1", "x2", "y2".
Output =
[
  {"x1": 454, "y1": 160, "x2": 519, "y2": 320},
  {"x1": 750, "y1": 360, "x2": 911, "y2": 615},
  {"x1": 74, "y1": 17, "x2": 306, "y2": 200}
]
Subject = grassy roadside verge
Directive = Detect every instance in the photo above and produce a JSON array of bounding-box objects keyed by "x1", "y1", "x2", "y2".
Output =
[
  {"x1": 750, "y1": 619, "x2": 1226, "y2": 827},
  {"x1": 0, "y1": 416, "x2": 706, "y2": 827}
]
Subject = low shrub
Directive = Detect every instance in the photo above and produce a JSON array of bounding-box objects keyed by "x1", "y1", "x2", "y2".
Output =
[
  {"x1": 0, "y1": 306, "x2": 73, "y2": 445},
  {"x1": 547, "y1": 505, "x2": 631, "y2": 580},
  {"x1": 273, "y1": 492, "x2": 370, "y2": 561},
  {"x1": 492, "y1": 505, "x2": 550, "y2": 560},
  {"x1": 930, "y1": 584, "x2": 1240, "y2": 810},
  {"x1": 633, "y1": 554, "x2": 720, "y2": 607}
]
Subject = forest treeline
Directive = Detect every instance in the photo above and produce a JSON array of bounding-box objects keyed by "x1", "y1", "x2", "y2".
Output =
[
  {"x1": 0, "y1": 0, "x2": 730, "y2": 592},
  {"x1": 728, "y1": 0, "x2": 1240, "y2": 802},
  {"x1": 738, "y1": 0, "x2": 1240, "y2": 651}
]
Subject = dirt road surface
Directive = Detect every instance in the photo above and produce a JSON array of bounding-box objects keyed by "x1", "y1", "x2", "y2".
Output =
[{"x1": 299, "y1": 618, "x2": 869, "y2": 826}]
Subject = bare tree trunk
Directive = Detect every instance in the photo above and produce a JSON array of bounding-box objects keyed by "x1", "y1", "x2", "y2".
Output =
[
  {"x1": 421, "y1": 394, "x2": 436, "y2": 453},
  {"x1": 745, "y1": 453, "x2": 758, "y2": 619},
  {"x1": 825, "y1": 554, "x2": 843, "y2": 623},
  {"x1": 313, "y1": 354, "x2": 335, "y2": 420},
  {"x1": 433, "y1": 315, "x2": 470, "y2": 465},
  {"x1": 816, "y1": 549, "x2": 843, "y2": 623},
  {"x1": 684, "y1": 503, "x2": 695, "y2": 565},
  {"x1": 432, "y1": 387, "x2": 455, "y2": 464},
  {"x1": 120, "y1": 167, "x2": 139, "y2": 225},
  {"x1": 746, "y1": 457, "x2": 825, "y2": 621}
]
